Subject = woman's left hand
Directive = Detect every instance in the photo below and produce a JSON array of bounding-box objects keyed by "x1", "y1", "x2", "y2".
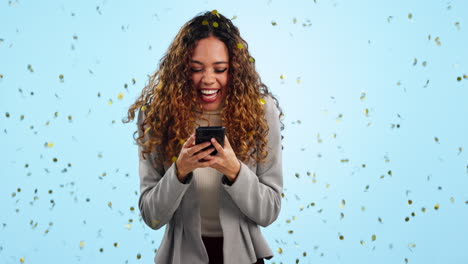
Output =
[{"x1": 206, "y1": 135, "x2": 241, "y2": 183}]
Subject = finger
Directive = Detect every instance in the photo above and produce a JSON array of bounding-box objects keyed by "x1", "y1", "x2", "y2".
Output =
[
  {"x1": 224, "y1": 135, "x2": 231, "y2": 148},
  {"x1": 189, "y1": 141, "x2": 212, "y2": 156},
  {"x1": 183, "y1": 134, "x2": 195, "y2": 148},
  {"x1": 195, "y1": 147, "x2": 215, "y2": 160},
  {"x1": 210, "y1": 138, "x2": 224, "y2": 154},
  {"x1": 199, "y1": 157, "x2": 217, "y2": 167}
]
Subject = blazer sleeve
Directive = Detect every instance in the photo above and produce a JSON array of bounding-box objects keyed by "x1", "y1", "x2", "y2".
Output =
[
  {"x1": 221, "y1": 95, "x2": 283, "y2": 227},
  {"x1": 137, "y1": 109, "x2": 194, "y2": 230}
]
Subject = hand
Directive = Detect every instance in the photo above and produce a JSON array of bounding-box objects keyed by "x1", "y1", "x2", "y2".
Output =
[
  {"x1": 175, "y1": 134, "x2": 217, "y2": 183},
  {"x1": 204, "y1": 135, "x2": 241, "y2": 182}
]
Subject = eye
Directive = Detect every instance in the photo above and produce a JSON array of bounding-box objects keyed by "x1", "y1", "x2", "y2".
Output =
[
  {"x1": 215, "y1": 68, "x2": 228, "y2": 73},
  {"x1": 190, "y1": 68, "x2": 202, "y2": 73}
]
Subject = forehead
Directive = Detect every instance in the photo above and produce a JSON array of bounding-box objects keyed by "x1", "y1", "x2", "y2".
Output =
[{"x1": 191, "y1": 36, "x2": 229, "y2": 62}]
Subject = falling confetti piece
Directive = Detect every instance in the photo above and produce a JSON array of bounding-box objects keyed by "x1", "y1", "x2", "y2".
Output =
[
  {"x1": 434, "y1": 36, "x2": 441, "y2": 46},
  {"x1": 277, "y1": 248, "x2": 283, "y2": 254},
  {"x1": 108, "y1": 99, "x2": 113, "y2": 105},
  {"x1": 171, "y1": 156, "x2": 177, "y2": 162},
  {"x1": 409, "y1": 243, "x2": 416, "y2": 248},
  {"x1": 464, "y1": 74, "x2": 468, "y2": 79},
  {"x1": 408, "y1": 13, "x2": 413, "y2": 19},
  {"x1": 434, "y1": 137, "x2": 439, "y2": 143},
  {"x1": 212, "y1": 22, "x2": 219, "y2": 28},
  {"x1": 360, "y1": 240, "x2": 365, "y2": 245},
  {"x1": 236, "y1": 43, "x2": 243, "y2": 49},
  {"x1": 434, "y1": 204, "x2": 440, "y2": 210},
  {"x1": 339, "y1": 235, "x2": 344, "y2": 240},
  {"x1": 259, "y1": 98, "x2": 266, "y2": 105},
  {"x1": 108, "y1": 201, "x2": 112, "y2": 208},
  {"x1": 450, "y1": 197, "x2": 455, "y2": 203},
  {"x1": 80, "y1": 241, "x2": 85, "y2": 249},
  {"x1": 118, "y1": 92, "x2": 124, "y2": 100},
  {"x1": 339, "y1": 199, "x2": 346, "y2": 209},
  {"x1": 360, "y1": 91, "x2": 366, "y2": 101},
  {"x1": 280, "y1": 74, "x2": 285, "y2": 80},
  {"x1": 99, "y1": 248, "x2": 104, "y2": 253},
  {"x1": 249, "y1": 57, "x2": 255, "y2": 63},
  {"x1": 454, "y1": 22, "x2": 460, "y2": 30},
  {"x1": 179, "y1": 139, "x2": 185, "y2": 145},
  {"x1": 20, "y1": 257, "x2": 25, "y2": 263},
  {"x1": 140, "y1": 105, "x2": 147, "y2": 111},
  {"x1": 457, "y1": 76, "x2": 462, "y2": 81},
  {"x1": 0, "y1": 74, "x2": 3, "y2": 79},
  {"x1": 27, "y1": 64, "x2": 34, "y2": 72},
  {"x1": 293, "y1": 18, "x2": 297, "y2": 24},
  {"x1": 271, "y1": 21, "x2": 277, "y2": 26},
  {"x1": 137, "y1": 253, "x2": 142, "y2": 259},
  {"x1": 371, "y1": 234, "x2": 376, "y2": 241},
  {"x1": 202, "y1": 20, "x2": 208, "y2": 25},
  {"x1": 46, "y1": 142, "x2": 54, "y2": 148}
]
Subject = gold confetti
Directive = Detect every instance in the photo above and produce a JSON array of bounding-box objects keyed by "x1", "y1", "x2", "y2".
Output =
[
  {"x1": 455, "y1": 22, "x2": 460, "y2": 30},
  {"x1": 20, "y1": 257, "x2": 25, "y2": 263},
  {"x1": 125, "y1": 223, "x2": 132, "y2": 229},
  {"x1": 118, "y1": 92, "x2": 124, "y2": 100},
  {"x1": 236, "y1": 43, "x2": 243, "y2": 49},
  {"x1": 363, "y1": 108, "x2": 369, "y2": 117},
  {"x1": 80, "y1": 241, "x2": 85, "y2": 249},
  {"x1": 280, "y1": 74, "x2": 285, "y2": 80},
  {"x1": 463, "y1": 74, "x2": 467, "y2": 79},
  {"x1": 409, "y1": 243, "x2": 416, "y2": 248},
  {"x1": 339, "y1": 235, "x2": 344, "y2": 240},
  {"x1": 0, "y1": 74, "x2": 3, "y2": 79},
  {"x1": 212, "y1": 22, "x2": 219, "y2": 28},
  {"x1": 360, "y1": 91, "x2": 366, "y2": 101},
  {"x1": 171, "y1": 156, "x2": 177, "y2": 162},
  {"x1": 99, "y1": 248, "x2": 104, "y2": 253},
  {"x1": 202, "y1": 20, "x2": 208, "y2": 25},
  {"x1": 140, "y1": 105, "x2": 147, "y2": 111},
  {"x1": 434, "y1": 36, "x2": 441, "y2": 46},
  {"x1": 293, "y1": 18, "x2": 297, "y2": 24},
  {"x1": 211, "y1": 9, "x2": 220, "y2": 18},
  {"x1": 434, "y1": 137, "x2": 439, "y2": 143},
  {"x1": 259, "y1": 98, "x2": 266, "y2": 105},
  {"x1": 137, "y1": 253, "x2": 142, "y2": 259},
  {"x1": 277, "y1": 247, "x2": 283, "y2": 254},
  {"x1": 457, "y1": 76, "x2": 462, "y2": 81},
  {"x1": 434, "y1": 204, "x2": 440, "y2": 210},
  {"x1": 271, "y1": 21, "x2": 277, "y2": 26},
  {"x1": 339, "y1": 199, "x2": 346, "y2": 209},
  {"x1": 108, "y1": 99, "x2": 113, "y2": 105},
  {"x1": 371, "y1": 234, "x2": 376, "y2": 241},
  {"x1": 108, "y1": 201, "x2": 112, "y2": 208},
  {"x1": 59, "y1": 74, "x2": 64, "y2": 82},
  {"x1": 288, "y1": 230, "x2": 294, "y2": 234},
  {"x1": 114, "y1": 242, "x2": 118, "y2": 247},
  {"x1": 46, "y1": 142, "x2": 54, "y2": 148},
  {"x1": 450, "y1": 197, "x2": 455, "y2": 203},
  {"x1": 27, "y1": 64, "x2": 34, "y2": 72},
  {"x1": 360, "y1": 240, "x2": 365, "y2": 246},
  {"x1": 408, "y1": 199, "x2": 412, "y2": 205},
  {"x1": 421, "y1": 207, "x2": 426, "y2": 213},
  {"x1": 132, "y1": 78, "x2": 136, "y2": 85},
  {"x1": 408, "y1": 13, "x2": 413, "y2": 19},
  {"x1": 361, "y1": 206, "x2": 366, "y2": 211},
  {"x1": 249, "y1": 57, "x2": 255, "y2": 63},
  {"x1": 296, "y1": 77, "x2": 301, "y2": 84}
]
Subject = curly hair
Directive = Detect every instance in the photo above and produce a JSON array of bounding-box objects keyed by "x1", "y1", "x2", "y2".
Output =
[{"x1": 123, "y1": 10, "x2": 284, "y2": 168}]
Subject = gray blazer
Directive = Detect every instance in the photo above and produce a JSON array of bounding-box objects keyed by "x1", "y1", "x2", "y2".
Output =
[{"x1": 137, "y1": 95, "x2": 283, "y2": 264}]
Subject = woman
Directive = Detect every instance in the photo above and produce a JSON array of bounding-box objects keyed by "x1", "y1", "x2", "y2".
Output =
[{"x1": 125, "y1": 10, "x2": 284, "y2": 264}]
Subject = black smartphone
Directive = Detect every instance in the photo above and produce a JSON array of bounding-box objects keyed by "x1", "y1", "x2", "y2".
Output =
[{"x1": 195, "y1": 126, "x2": 225, "y2": 156}]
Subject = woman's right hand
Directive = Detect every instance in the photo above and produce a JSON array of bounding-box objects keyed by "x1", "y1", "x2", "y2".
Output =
[{"x1": 175, "y1": 134, "x2": 216, "y2": 183}]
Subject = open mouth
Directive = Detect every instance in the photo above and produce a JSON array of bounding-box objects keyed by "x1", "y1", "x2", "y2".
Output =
[{"x1": 199, "y1": 89, "x2": 220, "y2": 102}]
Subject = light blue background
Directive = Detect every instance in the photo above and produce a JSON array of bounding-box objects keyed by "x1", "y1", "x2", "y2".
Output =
[{"x1": 1, "y1": 0, "x2": 467, "y2": 263}]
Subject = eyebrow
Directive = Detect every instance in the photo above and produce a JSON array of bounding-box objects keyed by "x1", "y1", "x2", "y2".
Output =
[{"x1": 190, "y1": 60, "x2": 229, "y2": 65}]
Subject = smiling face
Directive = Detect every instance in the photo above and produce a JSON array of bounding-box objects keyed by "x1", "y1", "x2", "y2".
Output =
[{"x1": 190, "y1": 36, "x2": 230, "y2": 111}]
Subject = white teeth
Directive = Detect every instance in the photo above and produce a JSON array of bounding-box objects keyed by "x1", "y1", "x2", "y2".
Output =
[{"x1": 201, "y1": 89, "x2": 218, "y2": 95}]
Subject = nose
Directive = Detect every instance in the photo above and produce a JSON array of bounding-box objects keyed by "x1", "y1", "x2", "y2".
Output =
[{"x1": 201, "y1": 70, "x2": 215, "y2": 86}]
